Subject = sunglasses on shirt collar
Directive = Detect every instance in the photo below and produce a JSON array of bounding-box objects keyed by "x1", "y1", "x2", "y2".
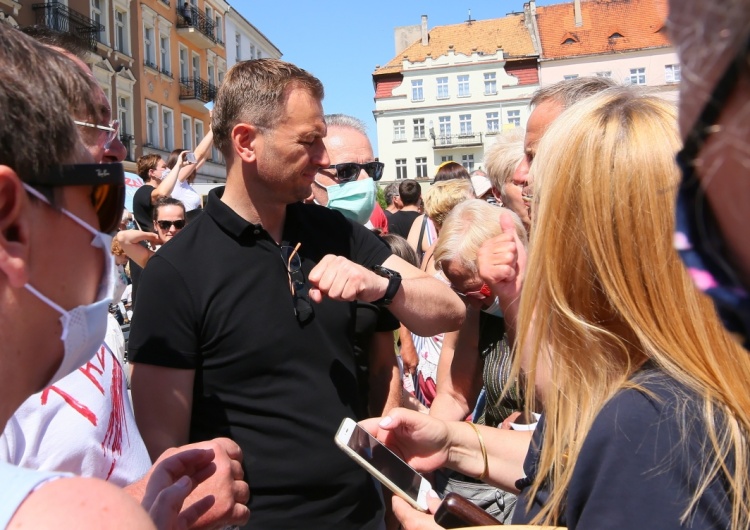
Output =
[
  {"x1": 24, "y1": 163, "x2": 125, "y2": 234},
  {"x1": 326, "y1": 161, "x2": 384, "y2": 183}
]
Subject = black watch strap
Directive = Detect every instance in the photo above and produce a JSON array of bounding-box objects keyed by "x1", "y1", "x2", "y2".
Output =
[{"x1": 371, "y1": 265, "x2": 402, "y2": 306}]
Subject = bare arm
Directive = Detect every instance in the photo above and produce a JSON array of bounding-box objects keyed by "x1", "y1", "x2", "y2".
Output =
[
  {"x1": 368, "y1": 331, "x2": 402, "y2": 416},
  {"x1": 151, "y1": 151, "x2": 188, "y2": 203},
  {"x1": 192, "y1": 129, "x2": 214, "y2": 171},
  {"x1": 429, "y1": 306, "x2": 484, "y2": 421},
  {"x1": 131, "y1": 364, "x2": 195, "y2": 462},
  {"x1": 115, "y1": 230, "x2": 159, "y2": 268},
  {"x1": 398, "y1": 324, "x2": 418, "y2": 376}
]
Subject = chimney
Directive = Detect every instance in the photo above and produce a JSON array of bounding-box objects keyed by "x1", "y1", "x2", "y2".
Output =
[
  {"x1": 421, "y1": 15, "x2": 428, "y2": 46},
  {"x1": 574, "y1": 0, "x2": 583, "y2": 27}
]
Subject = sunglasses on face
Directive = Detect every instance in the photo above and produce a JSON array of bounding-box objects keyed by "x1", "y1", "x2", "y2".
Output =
[
  {"x1": 25, "y1": 163, "x2": 125, "y2": 233},
  {"x1": 326, "y1": 161, "x2": 384, "y2": 183},
  {"x1": 156, "y1": 219, "x2": 186, "y2": 230},
  {"x1": 75, "y1": 120, "x2": 120, "y2": 149}
]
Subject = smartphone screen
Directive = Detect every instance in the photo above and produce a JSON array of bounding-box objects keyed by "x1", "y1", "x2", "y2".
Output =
[{"x1": 344, "y1": 423, "x2": 425, "y2": 502}]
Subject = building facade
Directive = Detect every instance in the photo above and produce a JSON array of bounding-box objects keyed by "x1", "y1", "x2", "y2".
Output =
[
  {"x1": 373, "y1": 14, "x2": 539, "y2": 184},
  {"x1": 224, "y1": 5, "x2": 281, "y2": 67}
]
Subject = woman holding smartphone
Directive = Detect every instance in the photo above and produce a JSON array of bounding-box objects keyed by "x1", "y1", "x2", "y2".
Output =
[{"x1": 363, "y1": 87, "x2": 750, "y2": 529}]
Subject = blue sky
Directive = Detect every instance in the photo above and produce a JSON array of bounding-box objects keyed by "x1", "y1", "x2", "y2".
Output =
[{"x1": 237, "y1": 0, "x2": 559, "y2": 156}]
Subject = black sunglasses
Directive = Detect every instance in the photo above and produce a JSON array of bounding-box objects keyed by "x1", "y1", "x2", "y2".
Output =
[
  {"x1": 281, "y1": 243, "x2": 314, "y2": 324},
  {"x1": 326, "y1": 162, "x2": 384, "y2": 183},
  {"x1": 156, "y1": 219, "x2": 186, "y2": 230},
  {"x1": 25, "y1": 163, "x2": 125, "y2": 233}
]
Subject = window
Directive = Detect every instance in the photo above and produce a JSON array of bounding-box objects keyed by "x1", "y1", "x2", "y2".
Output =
[
  {"x1": 162, "y1": 107, "x2": 174, "y2": 151},
  {"x1": 413, "y1": 118, "x2": 425, "y2": 140},
  {"x1": 182, "y1": 115, "x2": 192, "y2": 149},
  {"x1": 144, "y1": 25, "x2": 156, "y2": 68},
  {"x1": 215, "y1": 15, "x2": 223, "y2": 43},
  {"x1": 459, "y1": 114, "x2": 472, "y2": 136},
  {"x1": 411, "y1": 79, "x2": 423, "y2": 102},
  {"x1": 507, "y1": 110, "x2": 521, "y2": 128},
  {"x1": 160, "y1": 35, "x2": 171, "y2": 75},
  {"x1": 595, "y1": 71, "x2": 612, "y2": 78},
  {"x1": 484, "y1": 72, "x2": 497, "y2": 95},
  {"x1": 250, "y1": 44, "x2": 255, "y2": 59},
  {"x1": 461, "y1": 154, "x2": 475, "y2": 171},
  {"x1": 486, "y1": 112, "x2": 499, "y2": 133},
  {"x1": 192, "y1": 54, "x2": 200, "y2": 80},
  {"x1": 437, "y1": 77, "x2": 449, "y2": 99},
  {"x1": 235, "y1": 34, "x2": 241, "y2": 60},
  {"x1": 415, "y1": 157, "x2": 428, "y2": 179},
  {"x1": 457, "y1": 75, "x2": 470, "y2": 97},
  {"x1": 145, "y1": 101, "x2": 158, "y2": 146},
  {"x1": 665, "y1": 64, "x2": 681, "y2": 84},
  {"x1": 115, "y1": 10, "x2": 128, "y2": 54},
  {"x1": 438, "y1": 116, "x2": 451, "y2": 141},
  {"x1": 440, "y1": 156, "x2": 453, "y2": 163},
  {"x1": 118, "y1": 96, "x2": 130, "y2": 134},
  {"x1": 195, "y1": 120, "x2": 204, "y2": 147},
  {"x1": 395, "y1": 159, "x2": 407, "y2": 180},
  {"x1": 629, "y1": 67, "x2": 646, "y2": 85},
  {"x1": 208, "y1": 64, "x2": 215, "y2": 87},
  {"x1": 218, "y1": 69, "x2": 225, "y2": 84},
  {"x1": 179, "y1": 45, "x2": 188, "y2": 80},
  {"x1": 563, "y1": 74, "x2": 579, "y2": 80},
  {"x1": 92, "y1": 0, "x2": 105, "y2": 44},
  {"x1": 393, "y1": 120, "x2": 406, "y2": 141}
]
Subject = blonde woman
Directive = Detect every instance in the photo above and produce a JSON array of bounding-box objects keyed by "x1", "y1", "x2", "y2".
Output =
[{"x1": 363, "y1": 87, "x2": 750, "y2": 529}]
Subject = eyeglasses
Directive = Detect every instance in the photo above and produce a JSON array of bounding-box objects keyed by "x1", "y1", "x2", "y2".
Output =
[
  {"x1": 75, "y1": 120, "x2": 120, "y2": 149},
  {"x1": 452, "y1": 283, "x2": 492, "y2": 300},
  {"x1": 156, "y1": 219, "x2": 186, "y2": 230},
  {"x1": 281, "y1": 243, "x2": 313, "y2": 323},
  {"x1": 325, "y1": 162, "x2": 385, "y2": 183},
  {"x1": 25, "y1": 163, "x2": 125, "y2": 233}
]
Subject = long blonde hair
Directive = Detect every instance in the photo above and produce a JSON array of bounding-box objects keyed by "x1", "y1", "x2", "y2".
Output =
[{"x1": 515, "y1": 87, "x2": 750, "y2": 527}]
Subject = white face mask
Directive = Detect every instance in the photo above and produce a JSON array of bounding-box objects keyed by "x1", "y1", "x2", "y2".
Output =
[
  {"x1": 161, "y1": 168, "x2": 170, "y2": 179},
  {"x1": 23, "y1": 185, "x2": 114, "y2": 387}
]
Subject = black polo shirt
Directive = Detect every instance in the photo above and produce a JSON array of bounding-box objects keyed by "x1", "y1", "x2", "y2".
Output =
[{"x1": 129, "y1": 187, "x2": 392, "y2": 530}]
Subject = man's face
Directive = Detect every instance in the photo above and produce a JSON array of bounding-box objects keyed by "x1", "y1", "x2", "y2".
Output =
[
  {"x1": 255, "y1": 87, "x2": 329, "y2": 204},
  {"x1": 149, "y1": 158, "x2": 168, "y2": 182},
  {"x1": 311, "y1": 125, "x2": 375, "y2": 206},
  {"x1": 154, "y1": 204, "x2": 186, "y2": 243}
]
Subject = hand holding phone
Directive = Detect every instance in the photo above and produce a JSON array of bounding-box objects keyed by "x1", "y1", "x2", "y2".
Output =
[
  {"x1": 335, "y1": 418, "x2": 432, "y2": 512},
  {"x1": 185, "y1": 152, "x2": 197, "y2": 164},
  {"x1": 434, "y1": 492, "x2": 501, "y2": 528}
]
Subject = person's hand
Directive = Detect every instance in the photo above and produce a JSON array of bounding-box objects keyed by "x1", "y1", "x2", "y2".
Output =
[
  {"x1": 359, "y1": 408, "x2": 451, "y2": 474},
  {"x1": 176, "y1": 150, "x2": 191, "y2": 167},
  {"x1": 392, "y1": 493, "x2": 444, "y2": 530},
  {"x1": 307, "y1": 255, "x2": 389, "y2": 304},
  {"x1": 141, "y1": 447, "x2": 215, "y2": 530},
  {"x1": 116, "y1": 229, "x2": 161, "y2": 247},
  {"x1": 154, "y1": 438, "x2": 250, "y2": 530},
  {"x1": 477, "y1": 212, "x2": 527, "y2": 308}
]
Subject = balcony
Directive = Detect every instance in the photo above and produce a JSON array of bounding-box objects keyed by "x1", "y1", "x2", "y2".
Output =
[
  {"x1": 179, "y1": 77, "x2": 216, "y2": 111},
  {"x1": 120, "y1": 133, "x2": 134, "y2": 162},
  {"x1": 176, "y1": 5, "x2": 216, "y2": 48},
  {"x1": 31, "y1": 2, "x2": 104, "y2": 52},
  {"x1": 432, "y1": 133, "x2": 484, "y2": 149}
]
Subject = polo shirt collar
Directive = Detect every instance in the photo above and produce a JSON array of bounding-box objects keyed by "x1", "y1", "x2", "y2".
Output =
[{"x1": 205, "y1": 186, "x2": 264, "y2": 240}]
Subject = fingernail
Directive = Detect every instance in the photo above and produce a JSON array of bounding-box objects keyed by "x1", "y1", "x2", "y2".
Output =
[
  {"x1": 379, "y1": 416, "x2": 393, "y2": 427},
  {"x1": 177, "y1": 476, "x2": 191, "y2": 488},
  {"x1": 428, "y1": 490, "x2": 440, "y2": 498}
]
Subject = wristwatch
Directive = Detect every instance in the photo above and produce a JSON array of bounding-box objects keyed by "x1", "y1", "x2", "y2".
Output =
[{"x1": 371, "y1": 265, "x2": 402, "y2": 306}]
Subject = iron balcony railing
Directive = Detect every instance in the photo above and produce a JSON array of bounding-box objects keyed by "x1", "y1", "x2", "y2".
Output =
[
  {"x1": 179, "y1": 77, "x2": 217, "y2": 103},
  {"x1": 176, "y1": 4, "x2": 216, "y2": 43},
  {"x1": 32, "y1": 2, "x2": 104, "y2": 52},
  {"x1": 120, "y1": 133, "x2": 134, "y2": 162},
  {"x1": 432, "y1": 132, "x2": 484, "y2": 148}
]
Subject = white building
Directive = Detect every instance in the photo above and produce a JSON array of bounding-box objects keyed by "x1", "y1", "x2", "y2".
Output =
[
  {"x1": 224, "y1": 6, "x2": 281, "y2": 67},
  {"x1": 373, "y1": 14, "x2": 539, "y2": 185}
]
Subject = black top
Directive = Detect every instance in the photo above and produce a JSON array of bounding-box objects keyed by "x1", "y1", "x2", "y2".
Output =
[
  {"x1": 512, "y1": 366, "x2": 732, "y2": 529},
  {"x1": 132, "y1": 184, "x2": 155, "y2": 232},
  {"x1": 387, "y1": 210, "x2": 421, "y2": 238},
  {"x1": 129, "y1": 187, "x2": 392, "y2": 530}
]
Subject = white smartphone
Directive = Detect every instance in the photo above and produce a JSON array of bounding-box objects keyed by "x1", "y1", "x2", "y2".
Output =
[
  {"x1": 334, "y1": 417, "x2": 432, "y2": 512},
  {"x1": 185, "y1": 152, "x2": 197, "y2": 164}
]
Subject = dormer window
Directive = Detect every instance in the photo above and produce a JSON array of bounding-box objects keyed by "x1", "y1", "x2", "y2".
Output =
[
  {"x1": 609, "y1": 32, "x2": 624, "y2": 39},
  {"x1": 563, "y1": 38, "x2": 576, "y2": 44}
]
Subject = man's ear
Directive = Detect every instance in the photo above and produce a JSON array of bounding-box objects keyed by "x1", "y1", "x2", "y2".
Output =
[
  {"x1": 232, "y1": 123, "x2": 260, "y2": 164},
  {"x1": 491, "y1": 186, "x2": 502, "y2": 202},
  {"x1": 0, "y1": 166, "x2": 31, "y2": 288}
]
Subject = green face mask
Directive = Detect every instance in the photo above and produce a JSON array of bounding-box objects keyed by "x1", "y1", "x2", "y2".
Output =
[{"x1": 318, "y1": 177, "x2": 376, "y2": 225}]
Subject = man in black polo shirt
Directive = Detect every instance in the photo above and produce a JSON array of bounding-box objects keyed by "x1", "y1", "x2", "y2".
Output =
[
  {"x1": 387, "y1": 179, "x2": 422, "y2": 238},
  {"x1": 128, "y1": 59, "x2": 464, "y2": 530}
]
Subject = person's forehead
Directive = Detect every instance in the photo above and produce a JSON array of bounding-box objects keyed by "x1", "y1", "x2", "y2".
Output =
[
  {"x1": 278, "y1": 87, "x2": 325, "y2": 131},
  {"x1": 323, "y1": 126, "x2": 373, "y2": 163},
  {"x1": 525, "y1": 100, "x2": 564, "y2": 150},
  {"x1": 156, "y1": 205, "x2": 184, "y2": 218}
]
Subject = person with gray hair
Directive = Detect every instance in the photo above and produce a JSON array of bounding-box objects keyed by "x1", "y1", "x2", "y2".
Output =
[
  {"x1": 384, "y1": 181, "x2": 402, "y2": 219},
  {"x1": 483, "y1": 129, "x2": 529, "y2": 230}
]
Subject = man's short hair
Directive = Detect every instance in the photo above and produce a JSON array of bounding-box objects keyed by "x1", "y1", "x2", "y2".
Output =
[
  {"x1": 398, "y1": 179, "x2": 421, "y2": 206},
  {"x1": 384, "y1": 182, "x2": 400, "y2": 206},
  {"x1": 152, "y1": 197, "x2": 186, "y2": 221},
  {"x1": 0, "y1": 25, "x2": 98, "y2": 186},
  {"x1": 137, "y1": 154, "x2": 162, "y2": 181},
  {"x1": 530, "y1": 76, "x2": 619, "y2": 110},
  {"x1": 325, "y1": 114, "x2": 368, "y2": 135},
  {"x1": 212, "y1": 58, "x2": 325, "y2": 157}
]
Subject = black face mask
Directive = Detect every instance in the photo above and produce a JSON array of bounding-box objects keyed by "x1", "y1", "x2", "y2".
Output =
[{"x1": 674, "y1": 35, "x2": 750, "y2": 348}]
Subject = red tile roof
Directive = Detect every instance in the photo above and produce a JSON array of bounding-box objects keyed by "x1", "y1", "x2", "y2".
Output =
[
  {"x1": 536, "y1": 0, "x2": 670, "y2": 59},
  {"x1": 374, "y1": 14, "x2": 536, "y2": 76}
]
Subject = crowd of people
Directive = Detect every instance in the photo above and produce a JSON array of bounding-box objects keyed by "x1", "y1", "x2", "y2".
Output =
[{"x1": 0, "y1": 0, "x2": 749, "y2": 528}]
